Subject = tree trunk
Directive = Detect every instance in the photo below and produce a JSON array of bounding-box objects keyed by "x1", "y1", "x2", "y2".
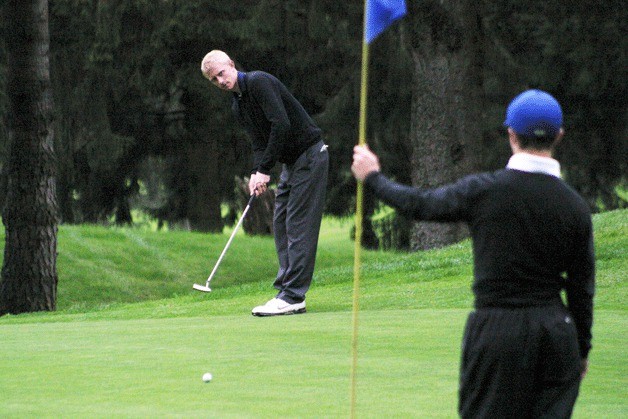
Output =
[
  {"x1": 1, "y1": 0, "x2": 59, "y2": 315},
  {"x1": 405, "y1": 0, "x2": 483, "y2": 250}
]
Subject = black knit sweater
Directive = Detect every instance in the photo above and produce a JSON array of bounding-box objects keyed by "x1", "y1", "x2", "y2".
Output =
[
  {"x1": 232, "y1": 71, "x2": 321, "y2": 175},
  {"x1": 365, "y1": 168, "x2": 595, "y2": 358}
]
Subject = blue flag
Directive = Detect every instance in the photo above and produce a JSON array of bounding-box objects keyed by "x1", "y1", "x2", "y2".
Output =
[{"x1": 365, "y1": 0, "x2": 407, "y2": 44}]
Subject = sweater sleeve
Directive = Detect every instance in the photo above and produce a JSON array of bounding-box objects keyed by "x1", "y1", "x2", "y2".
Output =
[
  {"x1": 364, "y1": 171, "x2": 491, "y2": 222},
  {"x1": 565, "y1": 218, "x2": 595, "y2": 359},
  {"x1": 249, "y1": 75, "x2": 290, "y2": 174},
  {"x1": 232, "y1": 97, "x2": 267, "y2": 174}
]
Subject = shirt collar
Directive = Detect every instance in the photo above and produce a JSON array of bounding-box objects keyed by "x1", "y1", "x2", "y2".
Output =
[
  {"x1": 234, "y1": 71, "x2": 247, "y2": 98},
  {"x1": 506, "y1": 152, "x2": 561, "y2": 178}
]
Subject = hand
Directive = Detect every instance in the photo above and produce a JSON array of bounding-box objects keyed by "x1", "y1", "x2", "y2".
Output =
[
  {"x1": 351, "y1": 145, "x2": 381, "y2": 181},
  {"x1": 251, "y1": 172, "x2": 270, "y2": 196}
]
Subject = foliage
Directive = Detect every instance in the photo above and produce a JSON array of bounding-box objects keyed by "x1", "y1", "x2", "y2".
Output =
[
  {"x1": 0, "y1": 0, "x2": 625, "y2": 233},
  {"x1": 480, "y1": 0, "x2": 628, "y2": 209},
  {"x1": 371, "y1": 205, "x2": 411, "y2": 250}
]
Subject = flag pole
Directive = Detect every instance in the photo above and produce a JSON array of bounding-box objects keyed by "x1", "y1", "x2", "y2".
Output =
[
  {"x1": 352, "y1": 1, "x2": 407, "y2": 415},
  {"x1": 350, "y1": 6, "x2": 370, "y2": 417}
]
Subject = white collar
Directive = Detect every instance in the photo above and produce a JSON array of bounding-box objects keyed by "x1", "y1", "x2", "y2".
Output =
[{"x1": 506, "y1": 153, "x2": 561, "y2": 178}]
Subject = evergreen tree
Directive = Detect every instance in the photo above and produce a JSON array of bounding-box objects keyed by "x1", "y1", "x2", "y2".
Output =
[
  {"x1": 1, "y1": 0, "x2": 60, "y2": 315},
  {"x1": 0, "y1": 0, "x2": 623, "y2": 241}
]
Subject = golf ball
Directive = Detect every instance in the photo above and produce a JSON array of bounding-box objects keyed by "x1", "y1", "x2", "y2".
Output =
[{"x1": 202, "y1": 372, "x2": 213, "y2": 382}]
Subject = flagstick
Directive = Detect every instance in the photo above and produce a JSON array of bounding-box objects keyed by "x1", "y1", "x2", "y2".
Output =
[{"x1": 350, "y1": 20, "x2": 370, "y2": 419}]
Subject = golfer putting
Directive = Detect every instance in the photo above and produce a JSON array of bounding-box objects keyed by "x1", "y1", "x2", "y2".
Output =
[
  {"x1": 352, "y1": 90, "x2": 595, "y2": 418},
  {"x1": 201, "y1": 50, "x2": 329, "y2": 316}
]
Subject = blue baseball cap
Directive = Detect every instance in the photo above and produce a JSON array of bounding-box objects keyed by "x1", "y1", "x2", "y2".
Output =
[{"x1": 504, "y1": 89, "x2": 563, "y2": 137}]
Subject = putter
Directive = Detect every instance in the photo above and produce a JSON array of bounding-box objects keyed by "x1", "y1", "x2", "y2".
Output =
[{"x1": 193, "y1": 193, "x2": 257, "y2": 293}]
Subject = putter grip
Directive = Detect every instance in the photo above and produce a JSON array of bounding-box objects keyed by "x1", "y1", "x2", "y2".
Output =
[{"x1": 247, "y1": 193, "x2": 256, "y2": 206}]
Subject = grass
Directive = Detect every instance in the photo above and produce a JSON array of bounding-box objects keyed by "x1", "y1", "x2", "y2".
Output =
[{"x1": 0, "y1": 209, "x2": 626, "y2": 417}]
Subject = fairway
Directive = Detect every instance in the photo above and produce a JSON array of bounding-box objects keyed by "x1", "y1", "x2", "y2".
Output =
[
  {"x1": 0, "y1": 210, "x2": 626, "y2": 417},
  {"x1": 1, "y1": 309, "x2": 625, "y2": 418},
  {"x1": 1, "y1": 310, "x2": 461, "y2": 417}
]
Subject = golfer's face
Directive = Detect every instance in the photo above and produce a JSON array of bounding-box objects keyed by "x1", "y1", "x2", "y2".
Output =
[{"x1": 207, "y1": 61, "x2": 237, "y2": 92}]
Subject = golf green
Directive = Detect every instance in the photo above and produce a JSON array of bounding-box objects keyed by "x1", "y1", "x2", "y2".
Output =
[{"x1": 1, "y1": 309, "x2": 624, "y2": 417}]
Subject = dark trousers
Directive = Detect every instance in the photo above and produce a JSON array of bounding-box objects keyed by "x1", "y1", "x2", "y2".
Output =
[
  {"x1": 459, "y1": 304, "x2": 582, "y2": 418},
  {"x1": 273, "y1": 140, "x2": 328, "y2": 304}
]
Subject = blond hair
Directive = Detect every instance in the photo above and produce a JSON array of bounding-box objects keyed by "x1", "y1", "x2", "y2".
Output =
[{"x1": 200, "y1": 50, "x2": 232, "y2": 76}]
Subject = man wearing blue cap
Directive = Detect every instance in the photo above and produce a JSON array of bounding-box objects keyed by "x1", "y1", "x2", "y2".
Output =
[{"x1": 352, "y1": 89, "x2": 595, "y2": 418}]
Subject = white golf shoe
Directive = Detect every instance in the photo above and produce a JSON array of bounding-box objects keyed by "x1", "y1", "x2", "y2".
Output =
[{"x1": 251, "y1": 298, "x2": 306, "y2": 317}]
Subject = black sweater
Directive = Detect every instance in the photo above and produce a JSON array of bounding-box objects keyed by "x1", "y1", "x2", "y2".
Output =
[
  {"x1": 365, "y1": 169, "x2": 595, "y2": 358},
  {"x1": 232, "y1": 71, "x2": 322, "y2": 175}
]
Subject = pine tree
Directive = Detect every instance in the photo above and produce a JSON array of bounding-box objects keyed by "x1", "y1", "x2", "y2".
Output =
[{"x1": 1, "y1": 0, "x2": 60, "y2": 315}]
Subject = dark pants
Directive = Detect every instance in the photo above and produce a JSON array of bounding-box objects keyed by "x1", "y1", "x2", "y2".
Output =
[
  {"x1": 273, "y1": 140, "x2": 328, "y2": 304},
  {"x1": 459, "y1": 304, "x2": 582, "y2": 418}
]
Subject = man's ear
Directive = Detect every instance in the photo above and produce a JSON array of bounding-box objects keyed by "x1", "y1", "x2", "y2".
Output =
[
  {"x1": 508, "y1": 128, "x2": 520, "y2": 153},
  {"x1": 554, "y1": 128, "x2": 565, "y2": 147}
]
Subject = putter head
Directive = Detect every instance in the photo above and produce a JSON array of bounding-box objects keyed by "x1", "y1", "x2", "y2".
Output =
[{"x1": 192, "y1": 283, "x2": 212, "y2": 293}]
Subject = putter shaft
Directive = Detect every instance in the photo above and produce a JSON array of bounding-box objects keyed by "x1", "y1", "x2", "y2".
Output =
[{"x1": 196, "y1": 194, "x2": 256, "y2": 290}]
